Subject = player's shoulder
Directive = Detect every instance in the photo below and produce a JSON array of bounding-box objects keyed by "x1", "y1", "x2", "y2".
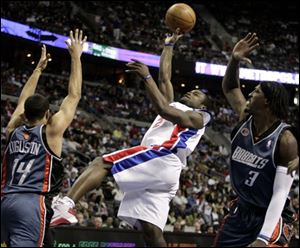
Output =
[
  {"x1": 279, "y1": 128, "x2": 298, "y2": 147},
  {"x1": 170, "y1": 101, "x2": 190, "y2": 110}
]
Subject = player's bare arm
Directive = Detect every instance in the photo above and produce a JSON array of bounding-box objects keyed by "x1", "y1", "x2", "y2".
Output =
[
  {"x1": 6, "y1": 45, "x2": 51, "y2": 137},
  {"x1": 126, "y1": 59, "x2": 204, "y2": 129},
  {"x1": 279, "y1": 130, "x2": 299, "y2": 171},
  {"x1": 47, "y1": 29, "x2": 87, "y2": 156},
  {"x1": 222, "y1": 33, "x2": 259, "y2": 121},
  {"x1": 158, "y1": 28, "x2": 183, "y2": 103}
]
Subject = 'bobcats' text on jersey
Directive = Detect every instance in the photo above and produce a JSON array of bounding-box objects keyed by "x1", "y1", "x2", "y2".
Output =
[{"x1": 230, "y1": 116, "x2": 289, "y2": 208}]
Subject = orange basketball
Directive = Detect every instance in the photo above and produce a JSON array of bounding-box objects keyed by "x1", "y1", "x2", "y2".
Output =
[{"x1": 165, "y1": 3, "x2": 196, "y2": 33}]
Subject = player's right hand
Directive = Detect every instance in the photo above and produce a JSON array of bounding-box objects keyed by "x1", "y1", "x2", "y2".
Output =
[
  {"x1": 232, "y1": 32, "x2": 259, "y2": 64},
  {"x1": 164, "y1": 28, "x2": 183, "y2": 46},
  {"x1": 125, "y1": 59, "x2": 150, "y2": 79},
  {"x1": 65, "y1": 29, "x2": 87, "y2": 58}
]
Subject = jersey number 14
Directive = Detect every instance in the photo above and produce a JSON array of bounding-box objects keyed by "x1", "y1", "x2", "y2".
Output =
[{"x1": 9, "y1": 158, "x2": 35, "y2": 185}]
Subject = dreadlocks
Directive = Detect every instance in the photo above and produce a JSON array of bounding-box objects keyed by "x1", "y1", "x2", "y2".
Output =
[{"x1": 260, "y1": 81, "x2": 289, "y2": 120}]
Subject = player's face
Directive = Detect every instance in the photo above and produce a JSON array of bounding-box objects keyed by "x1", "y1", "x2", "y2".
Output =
[
  {"x1": 245, "y1": 85, "x2": 267, "y2": 113},
  {"x1": 180, "y1": 90, "x2": 207, "y2": 109}
]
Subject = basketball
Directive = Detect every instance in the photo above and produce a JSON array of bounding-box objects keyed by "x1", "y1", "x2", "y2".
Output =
[{"x1": 165, "y1": 3, "x2": 196, "y2": 33}]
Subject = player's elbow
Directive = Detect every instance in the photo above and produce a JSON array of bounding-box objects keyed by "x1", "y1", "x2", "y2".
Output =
[
  {"x1": 69, "y1": 91, "x2": 81, "y2": 100},
  {"x1": 160, "y1": 77, "x2": 170, "y2": 84},
  {"x1": 222, "y1": 85, "x2": 231, "y2": 95},
  {"x1": 156, "y1": 106, "x2": 167, "y2": 117},
  {"x1": 155, "y1": 101, "x2": 170, "y2": 116}
]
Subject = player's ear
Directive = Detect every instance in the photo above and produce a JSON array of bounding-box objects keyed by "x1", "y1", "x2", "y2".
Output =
[
  {"x1": 45, "y1": 109, "x2": 51, "y2": 120},
  {"x1": 264, "y1": 98, "x2": 270, "y2": 106}
]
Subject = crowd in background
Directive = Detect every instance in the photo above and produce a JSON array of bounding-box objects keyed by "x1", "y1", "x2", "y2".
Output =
[
  {"x1": 2, "y1": 1, "x2": 298, "y2": 72},
  {"x1": 1, "y1": 62, "x2": 240, "y2": 131},
  {"x1": 205, "y1": 0, "x2": 298, "y2": 72}
]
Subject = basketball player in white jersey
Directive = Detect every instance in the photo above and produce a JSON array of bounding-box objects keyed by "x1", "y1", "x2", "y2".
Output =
[{"x1": 51, "y1": 29, "x2": 212, "y2": 246}]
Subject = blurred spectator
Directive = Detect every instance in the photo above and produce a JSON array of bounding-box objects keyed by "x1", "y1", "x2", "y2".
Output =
[{"x1": 92, "y1": 216, "x2": 103, "y2": 229}]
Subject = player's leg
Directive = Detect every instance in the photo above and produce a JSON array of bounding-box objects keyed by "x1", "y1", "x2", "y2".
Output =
[
  {"x1": 51, "y1": 157, "x2": 111, "y2": 226},
  {"x1": 139, "y1": 220, "x2": 167, "y2": 247},
  {"x1": 214, "y1": 199, "x2": 266, "y2": 247},
  {"x1": 269, "y1": 212, "x2": 296, "y2": 247},
  {"x1": 67, "y1": 157, "x2": 111, "y2": 203},
  {"x1": 2, "y1": 194, "x2": 48, "y2": 247}
]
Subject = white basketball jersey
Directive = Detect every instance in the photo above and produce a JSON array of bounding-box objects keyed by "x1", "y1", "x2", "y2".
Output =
[{"x1": 140, "y1": 102, "x2": 211, "y2": 166}]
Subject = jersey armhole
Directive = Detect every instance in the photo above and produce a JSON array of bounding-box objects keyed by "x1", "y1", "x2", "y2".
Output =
[
  {"x1": 41, "y1": 125, "x2": 62, "y2": 160},
  {"x1": 274, "y1": 126, "x2": 294, "y2": 166}
]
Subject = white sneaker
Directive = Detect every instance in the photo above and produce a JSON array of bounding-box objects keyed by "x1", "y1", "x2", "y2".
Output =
[{"x1": 50, "y1": 196, "x2": 78, "y2": 227}]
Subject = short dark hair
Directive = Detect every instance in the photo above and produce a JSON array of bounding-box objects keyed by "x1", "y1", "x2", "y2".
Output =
[
  {"x1": 203, "y1": 94, "x2": 213, "y2": 110},
  {"x1": 260, "y1": 82, "x2": 289, "y2": 120},
  {"x1": 24, "y1": 94, "x2": 49, "y2": 121}
]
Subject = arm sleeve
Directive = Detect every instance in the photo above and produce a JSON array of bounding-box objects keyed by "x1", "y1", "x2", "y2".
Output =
[{"x1": 258, "y1": 166, "x2": 294, "y2": 240}]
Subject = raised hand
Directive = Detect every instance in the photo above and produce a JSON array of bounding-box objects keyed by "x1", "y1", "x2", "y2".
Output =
[
  {"x1": 126, "y1": 59, "x2": 151, "y2": 79},
  {"x1": 65, "y1": 29, "x2": 87, "y2": 58},
  {"x1": 232, "y1": 32, "x2": 259, "y2": 64},
  {"x1": 35, "y1": 44, "x2": 51, "y2": 72},
  {"x1": 165, "y1": 28, "x2": 183, "y2": 45}
]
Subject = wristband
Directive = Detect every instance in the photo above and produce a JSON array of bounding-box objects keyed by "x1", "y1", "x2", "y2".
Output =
[
  {"x1": 34, "y1": 68, "x2": 42, "y2": 73},
  {"x1": 143, "y1": 74, "x2": 152, "y2": 80},
  {"x1": 164, "y1": 43, "x2": 174, "y2": 46}
]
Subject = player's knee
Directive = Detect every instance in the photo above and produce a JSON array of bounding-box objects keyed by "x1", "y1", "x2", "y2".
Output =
[{"x1": 140, "y1": 220, "x2": 163, "y2": 240}]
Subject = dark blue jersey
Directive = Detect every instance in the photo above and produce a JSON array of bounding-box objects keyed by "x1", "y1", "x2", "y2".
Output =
[
  {"x1": 230, "y1": 116, "x2": 289, "y2": 209},
  {"x1": 1, "y1": 124, "x2": 64, "y2": 195}
]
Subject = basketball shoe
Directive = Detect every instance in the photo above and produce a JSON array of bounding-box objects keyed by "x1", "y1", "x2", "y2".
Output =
[{"x1": 50, "y1": 196, "x2": 78, "y2": 227}]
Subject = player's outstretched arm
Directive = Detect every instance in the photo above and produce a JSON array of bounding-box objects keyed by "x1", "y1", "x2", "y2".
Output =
[
  {"x1": 222, "y1": 33, "x2": 259, "y2": 121},
  {"x1": 47, "y1": 29, "x2": 87, "y2": 144},
  {"x1": 158, "y1": 28, "x2": 183, "y2": 103},
  {"x1": 6, "y1": 45, "x2": 51, "y2": 136},
  {"x1": 126, "y1": 59, "x2": 204, "y2": 129}
]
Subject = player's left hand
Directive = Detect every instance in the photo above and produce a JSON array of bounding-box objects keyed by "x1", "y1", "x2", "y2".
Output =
[
  {"x1": 35, "y1": 44, "x2": 51, "y2": 71},
  {"x1": 125, "y1": 59, "x2": 151, "y2": 79},
  {"x1": 287, "y1": 156, "x2": 299, "y2": 175},
  {"x1": 247, "y1": 239, "x2": 267, "y2": 247}
]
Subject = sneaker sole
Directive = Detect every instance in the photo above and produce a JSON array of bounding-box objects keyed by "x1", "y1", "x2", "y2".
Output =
[{"x1": 50, "y1": 218, "x2": 78, "y2": 227}]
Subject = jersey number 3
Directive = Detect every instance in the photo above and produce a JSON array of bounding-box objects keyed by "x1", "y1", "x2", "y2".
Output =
[
  {"x1": 9, "y1": 158, "x2": 35, "y2": 185},
  {"x1": 245, "y1": 170, "x2": 259, "y2": 187}
]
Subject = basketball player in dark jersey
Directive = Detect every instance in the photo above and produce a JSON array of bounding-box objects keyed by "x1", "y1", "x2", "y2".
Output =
[
  {"x1": 214, "y1": 33, "x2": 299, "y2": 247},
  {"x1": 1, "y1": 29, "x2": 87, "y2": 247}
]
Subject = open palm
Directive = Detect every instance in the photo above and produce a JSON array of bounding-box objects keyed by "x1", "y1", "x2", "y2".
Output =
[{"x1": 232, "y1": 33, "x2": 259, "y2": 64}]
